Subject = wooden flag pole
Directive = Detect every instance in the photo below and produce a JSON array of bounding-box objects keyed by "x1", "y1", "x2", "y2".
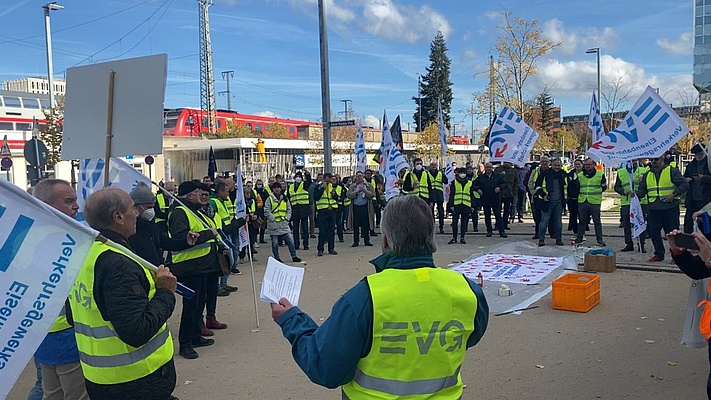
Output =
[{"x1": 103, "y1": 70, "x2": 116, "y2": 187}]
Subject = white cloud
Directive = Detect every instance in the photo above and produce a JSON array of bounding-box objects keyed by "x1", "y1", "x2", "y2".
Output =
[
  {"x1": 542, "y1": 19, "x2": 618, "y2": 55},
  {"x1": 362, "y1": 114, "x2": 381, "y2": 128},
  {"x1": 484, "y1": 11, "x2": 499, "y2": 21},
  {"x1": 461, "y1": 49, "x2": 476, "y2": 63},
  {"x1": 361, "y1": 0, "x2": 452, "y2": 43},
  {"x1": 657, "y1": 32, "x2": 692, "y2": 56},
  {"x1": 254, "y1": 110, "x2": 280, "y2": 118}
]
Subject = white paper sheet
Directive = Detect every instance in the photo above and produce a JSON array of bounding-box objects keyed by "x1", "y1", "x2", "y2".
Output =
[{"x1": 260, "y1": 257, "x2": 305, "y2": 306}]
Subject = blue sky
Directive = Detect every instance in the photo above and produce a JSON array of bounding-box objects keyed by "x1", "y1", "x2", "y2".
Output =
[{"x1": 0, "y1": 0, "x2": 695, "y2": 135}]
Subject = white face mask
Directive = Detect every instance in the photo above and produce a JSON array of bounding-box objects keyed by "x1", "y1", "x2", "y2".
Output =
[
  {"x1": 140, "y1": 208, "x2": 156, "y2": 221},
  {"x1": 415, "y1": 164, "x2": 423, "y2": 171},
  {"x1": 294, "y1": 177, "x2": 302, "y2": 183},
  {"x1": 459, "y1": 173, "x2": 467, "y2": 179}
]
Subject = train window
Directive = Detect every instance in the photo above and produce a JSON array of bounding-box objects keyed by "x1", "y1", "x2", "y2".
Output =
[
  {"x1": 246, "y1": 123, "x2": 252, "y2": 130},
  {"x1": 0, "y1": 97, "x2": 3, "y2": 107},
  {"x1": 16, "y1": 123, "x2": 32, "y2": 131},
  {"x1": 216, "y1": 119, "x2": 223, "y2": 129},
  {"x1": 255, "y1": 123, "x2": 262, "y2": 131},
  {"x1": 0, "y1": 122, "x2": 12, "y2": 130},
  {"x1": 4, "y1": 97, "x2": 21, "y2": 108},
  {"x1": 289, "y1": 126, "x2": 295, "y2": 134},
  {"x1": 40, "y1": 99, "x2": 50, "y2": 109},
  {"x1": 202, "y1": 117, "x2": 208, "y2": 128},
  {"x1": 22, "y1": 98, "x2": 40, "y2": 109}
]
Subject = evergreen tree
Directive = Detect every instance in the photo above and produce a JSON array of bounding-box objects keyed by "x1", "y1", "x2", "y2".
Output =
[
  {"x1": 39, "y1": 97, "x2": 64, "y2": 166},
  {"x1": 413, "y1": 31, "x2": 453, "y2": 132},
  {"x1": 536, "y1": 92, "x2": 554, "y2": 134}
]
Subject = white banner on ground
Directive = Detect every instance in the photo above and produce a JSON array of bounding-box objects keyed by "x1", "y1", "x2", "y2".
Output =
[
  {"x1": 489, "y1": 106, "x2": 539, "y2": 166},
  {"x1": 587, "y1": 86, "x2": 689, "y2": 164},
  {"x1": 588, "y1": 92, "x2": 605, "y2": 143},
  {"x1": 234, "y1": 165, "x2": 250, "y2": 250},
  {"x1": 77, "y1": 157, "x2": 151, "y2": 221},
  {"x1": 450, "y1": 253, "x2": 564, "y2": 285},
  {"x1": 355, "y1": 119, "x2": 367, "y2": 173},
  {"x1": 0, "y1": 179, "x2": 98, "y2": 399}
]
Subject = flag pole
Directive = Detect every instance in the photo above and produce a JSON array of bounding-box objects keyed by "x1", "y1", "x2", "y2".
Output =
[
  {"x1": 103, "y1": 70, "x2": 116, "y2": 187},
  {"x1": 246, "y1": 238, "x2": 260, "y2": 328}
]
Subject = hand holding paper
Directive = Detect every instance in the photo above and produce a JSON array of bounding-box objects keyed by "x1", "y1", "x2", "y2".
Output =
[{"x1": 260, "y1": 257, "x2": 305, "y2": 306}]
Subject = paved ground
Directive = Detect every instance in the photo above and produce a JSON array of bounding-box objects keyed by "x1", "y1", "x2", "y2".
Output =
[{"x1": 8, "y1": 214, "x2": 709, "y2": 399}]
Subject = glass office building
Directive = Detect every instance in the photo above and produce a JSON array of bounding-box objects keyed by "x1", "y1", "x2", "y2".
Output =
[{"x1": 695, "y1": 0, "x2": 711, "y2": 111}]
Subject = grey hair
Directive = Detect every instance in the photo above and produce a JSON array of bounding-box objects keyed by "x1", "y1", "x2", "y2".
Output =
[
  {"x1": 33, "y1": 179, "x2": 71, "y2": 204},
  {"x1": 551, "y1": 157, "x2": 562, "y2": 164},
  {"x1": 540, "y1": 155, "x2": 550, "y2": 162},
  {"x1": 84, "y1": 188, "x2": 130, "y2": 230},
  {"x1": 380, "y1": 195, "x2": 437, "y2": 256}
]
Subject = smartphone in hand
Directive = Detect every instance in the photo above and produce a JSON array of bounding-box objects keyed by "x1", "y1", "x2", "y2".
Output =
[{"x1": 675, "y1": 233, "x2": 700, "y2": 250}]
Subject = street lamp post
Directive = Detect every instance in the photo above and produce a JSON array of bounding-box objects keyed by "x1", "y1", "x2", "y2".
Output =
[
  {"x1": 586, "y1": 47, "x2": 600, "y2": 148},
  {"x1": 43, "y1": 2, "x2": 63, "y2": 109}
]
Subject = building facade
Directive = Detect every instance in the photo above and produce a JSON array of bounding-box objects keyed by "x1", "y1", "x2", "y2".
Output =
[
  {"x1": 2, "y1": 77, "x2": 66, "y2": 101},
  {"x1": 694, "y1": 0, "x2": 711, "y2": 111}
]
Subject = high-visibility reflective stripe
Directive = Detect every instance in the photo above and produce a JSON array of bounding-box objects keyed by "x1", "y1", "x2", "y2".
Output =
[
  {"x1": 73, "y1": 321, "x2": 117, "y2": 339},
  {"x1": 352, "y1": 366, "x2": 460, "y2": 397},
  {"x1": 432, "y1": 171, "x2": 443, "y2": 192},
  {"x1": 77, "y1": 328, "x2": 170, "y2": 368},
  {"x1": 342, "y1": 392, "x2": 459, "y2": 400},
  {"x1": 172, "y1": 242, "x2": 211, "y2": 255},
  {"x1": 289, "y1": 183, "x2": 310, "y2": 205}
]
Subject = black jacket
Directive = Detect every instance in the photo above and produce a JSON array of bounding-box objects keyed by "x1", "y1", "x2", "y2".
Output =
[
  {"x1": 129, "y1": 218, "x2": 193, "y2": 267},
  {"x1": 684, "y1": 157, "x2": 711, "y2": 204},
  {"x1": 566, "y1": 169, "x2": 581, "y2": 200},
  {"x1": 82, "y1": 229, "x2": 177, "y2": 399},
  {"x1": 672, "y1": 251, "x2": 710, "y2": 280},
  {"x1": 472, "y1": 172, "x2": 504, "y2": 206},
  {"x1": 167, "y1": 201, "x2": 220, "y2": 278}
]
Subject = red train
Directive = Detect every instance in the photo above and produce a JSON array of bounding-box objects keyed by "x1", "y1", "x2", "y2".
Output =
[{"x1": 163, "y1": 108, "x2": 316, "y2": 138}]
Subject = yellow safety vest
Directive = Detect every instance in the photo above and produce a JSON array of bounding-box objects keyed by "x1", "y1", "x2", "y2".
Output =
[
  {"x1": 269, "y1": 195, "x2": 288, "y2": 222},
  {"x1": 316, "y1": 183, "x2": 339, "y2": 210},
  {"x1": 342, "y1": 268, "x2": 477, "y2": 399},
  {"x1": 246, "y1": 198, "x2": 256, "y2": 214},
  {"x1": 617, "y1": 167, "x2": 648, "y2": 206},
  {"x1": 169, "y1": 206, "x2": 215, "y2": 263},
  {"x1": 645, "y1": 166, "x2": 677, "y2": 203},
  {"x1": 432, "y1": 171, "x2": 444, "y2": 192},
  {"x1": 403, "y1": 170, "x2": 430, "y2": 199},
  {"x1": 49, "y1": 306, "x2": 71, "y2": 333},
  {"x1": 335, "y1": 185, "x2": 345, "y2": 205},
  {"x1": 366, "y1": 177, "x2": 377, "y2": 200},
  {"x1": 453, "y1": 180, "x2": 472, "y2": 207},
  {"x1": 155, "y1": 192, "x2": 168, "y2": 224},
  {"x1": 225, "y1": 197, "x2": 235, "y2": 219},
  {"x1": 578, "y1": 171, "x2": 604, "y2": 205},
  {"x1": 70, "y1": 242, "x2": 173, "y2": 385},
  {"x1": 210, "y1": 197, "x2": 232, "y2": 227},
  {"x1": 288, "y1": 182, "x2": 310, "y2": 205}
]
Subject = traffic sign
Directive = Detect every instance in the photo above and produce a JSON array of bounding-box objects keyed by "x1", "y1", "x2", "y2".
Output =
[
  {"x1": 144, "y1": 155, "x2": 155, "y2": 165},
  {"x1": 329, "y1": 120, "x2": 355, "y2": 127},
  {"x1": 1, "y1": 157, "x2": 11, "y2": 169},
  {"x1": 0, "y1": 135, "x2": 10, "y2": 156},
  {"x1": 24, "y1": 138, "x2": 49, "y2": 167}
]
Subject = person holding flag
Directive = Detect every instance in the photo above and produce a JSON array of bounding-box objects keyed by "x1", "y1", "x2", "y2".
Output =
[
  {"x1": 73, "y1": 188, "x2": 179, "y2": 399},
  {"x1": 614, "y1": 160, "x2": 649, "y2": 252}
]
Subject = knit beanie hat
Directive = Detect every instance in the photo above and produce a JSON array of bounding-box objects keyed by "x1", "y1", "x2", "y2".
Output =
[{"x1": 130, "y1": 182, "x2": 156, "y2": 204}]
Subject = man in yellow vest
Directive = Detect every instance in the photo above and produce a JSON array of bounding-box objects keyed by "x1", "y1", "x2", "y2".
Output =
[
  {"x1": 429, "y1": 161, "x2": 449, "y2": 234},
  {"x1": 264, "y1": 182, "x2": 302, "y2": 263},
  {"x1": 574, "y1": 158, "x2": 608, "y2": 247},
  {"x1": 210, "y1": 182, "x2": 239, "y2": 296},
  {"x1": 447, "y1": 167, "x2": 475, "y2": 244},
  {"x1": 637, "y1": 155, "x2": 688, "y2": 262},
  {"x1": 153, "y1": 180, "x2": 175, "y2": 233},
  {"x1": 614, "y1": 160, "x2": 649, "y2": 252},
  {"x1": 269, "y1": 195, "x2": 489, "y2": 398},
  {"x1": 402, "y1": 158, "x2": 432, "y2": 203},
  {"x1": 32, "y1": 179, "x2": 88, "y2": 400},
  {"x1": 74, "y1": 188, "x2": 178, "y2": 399},
  {"x1": 315, "y1": 173, "x2": 342, "y2": 256},
  {"x1": 168, "y1": 181, "x2": 224, "y2": 359},
  {"x1": 287, "y1": 170, "x2": 313, "y2": 250}
]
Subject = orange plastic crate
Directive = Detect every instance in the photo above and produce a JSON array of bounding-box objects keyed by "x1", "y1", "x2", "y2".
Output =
[{"x1": 552, "y1": 273, "x2": 600, "y2": 313}]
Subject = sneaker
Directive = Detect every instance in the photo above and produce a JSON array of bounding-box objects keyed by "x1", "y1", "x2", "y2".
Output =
[
  {"x1": 574, "y1": 239, "x2": 583, "y2": 245},
  {"x1": 224, "y1": 285, "x2": 239, "y2": 292},
  {"x1": 486, "y1": 232, "x2": 493, "y2": 237},
  {"x1": 370, "y1": 231, "x2": 379, "y2": 237},
  {"x1": 439, "y1": 229, "x2": 445, "y2": 234},
  {"x1": 538, "y1": 240, "x2": 545, "y2": 247},
  {"x1": 460, "y1": 238, "x2": 467, "y2": 244},
  {"x1": 620, "y1": 246, "x2": 634, "y2": 252},
  {"x1": 304, "y1": 246, "x2": 310, "y2": 251},
  {"x1": 275, "y1": 258, "x2": 283, "y2": 262},
  {"x1": 179, "y1": 346, "x2": 198, "y2": 359},
  {"x1": 448, "y1": 238, "x2": 457, "y2": 244},
  {"x1": 648, "y1": 256, "x2": 663, "y2": 262},
  {"x1": 329, "y1": 250, "x2": 338, "y2": 255},
  {"x1": 192, "y1": 337, "x2": 215, "y2": 348},
  {"x1": 232, "y1": 268, "x2": 242, "y2": 275},
  {"x1": 364, "y1": 242, "x2": 373, "y2": 246},
  {"x1": 254, "y1": 243, "x2": 260, "y2": 248},
  {"x1": 317, "y1": 251, "x2": 323, "y2": 257},
  {"x1": 239, "y1": 258, "x2": 245, "y2": 264},
  {"x1": 338, "y1": 238, "x2": 344, "y2": 243},
  {"x1": 555, "y1": 240, "x2": 565, "y2": 246},
  {"x1": 499, "y1": 232, "x2": 508, "y2": 238},
  {"x1": 531, "y1": 235, "x2": 539, "y2": 240},
  {"x1": 217, "y1": 287, "x2": 230, "y2": 297},
  {"x1": 352, "y1": 243, "x2": 359, "y2": 247},
  {"x1": 596, "y1": 241, "x2": 606, "y2": 247},
  {"x1": 292, "y1": 256, "x2": 302, "y2": 262}
]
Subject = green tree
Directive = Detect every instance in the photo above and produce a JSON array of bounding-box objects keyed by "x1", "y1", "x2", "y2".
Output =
[
  {"x1": 536, "y1": 91, "x2": 554, "y2": 134},
  {"x1": 219, "y1": 120, "x2": 254, "y2": 138},
  {"x1": 39, "y1": 96, "x2": 64, "y2": 166},
  {"x1": 264, "y1": 123, "x2": 290, "y2": 139},
  {"x1": 415, "y1": 123, "x2": 453, "y2": 160},
  {"x1": 474, "y1": 10, "x2": 561, "y2": 119},
  {"x1": 414, "y1": 31, "x2": 453, "y2": 132}
]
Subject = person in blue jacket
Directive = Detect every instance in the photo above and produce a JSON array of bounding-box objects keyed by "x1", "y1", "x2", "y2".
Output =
[{"x1": 270, "y1": 195, "x2": 489, "y2": 398}]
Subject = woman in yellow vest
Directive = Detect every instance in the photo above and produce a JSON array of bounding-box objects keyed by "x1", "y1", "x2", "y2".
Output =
[
  {"x1": 74, "y1": 188, "x2": 178, "y2": 399},
  {"x1": 264, "y1": 182, "x2": 302, "y2": 263},
  {"x1": 270, "y1": 195, "x2": 489, "y2": 399}
]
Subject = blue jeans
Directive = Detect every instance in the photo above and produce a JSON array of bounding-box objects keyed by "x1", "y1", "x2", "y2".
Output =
[
  {"x1": 28, "y1": 358, "x2": 43, "y2": 400},
  {"x1": 271, "y1": 233, "x2": 297, "y2": 260},
  {"x1": 538, "y1": 199, "x2": 563, "y2": 240}
]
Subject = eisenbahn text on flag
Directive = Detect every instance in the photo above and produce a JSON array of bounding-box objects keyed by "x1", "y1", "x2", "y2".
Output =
[
  {"x1": 587, "y1": 86, "x2": 689, "y2": 164},
  {"x1": 488, "y1": 106, "x2": 539, "y2": 166},
  {"x1": 0, "y1": 179, "x2": 98, "y2": 399}
]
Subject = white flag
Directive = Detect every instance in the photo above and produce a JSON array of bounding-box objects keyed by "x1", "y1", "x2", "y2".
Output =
[
  {"x1": 588, "y1": 86, "x2": 690, "y2": 164},
  {"x1": 355, "y1": 119, "x2": 367, "y2": 173},
  {"x1": 234, "y1": 165, "x2": 250, "y2": 250},
  {"x1": 488, "y1": 106, "x2": 539, "y2": 166},
  {"x1": 438, "y1": 99, "x2": 448, "y2": 156},
  {"x1": 77, "y1": 157, "x2": 151, "y2": 221},
  {"x1": 630, "y1": 195, "x2": 647, "y2": 238},
  {"x1": 378, "y1": 111, "x2": 393, "y2": 178},
  {"x1": 588, "y1": 92, "x2": 605, "y2": 143},
  {"x1": 443, "y1": 157, "x2": 456, "y2": 203},
  {"x1": 385, "y1": 147, "x2": 410, "y2": 201},
  {"x1": 0, "y1": 179, "x2": 98, "y2": 399}
]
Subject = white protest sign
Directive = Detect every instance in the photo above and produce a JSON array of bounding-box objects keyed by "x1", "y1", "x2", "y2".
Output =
[
  {"x1": 489, "y1": 106, "x2": 539, "y2": 166},
  {"x1": 62, "y1": 54, "x2": 167, "y2": 160},
  {"x1": 0, "y1": 179, "x2": 97, "y2": 399},
  {"x1": 587, "y1": 86, "x2": 689, "y2": 164}
]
